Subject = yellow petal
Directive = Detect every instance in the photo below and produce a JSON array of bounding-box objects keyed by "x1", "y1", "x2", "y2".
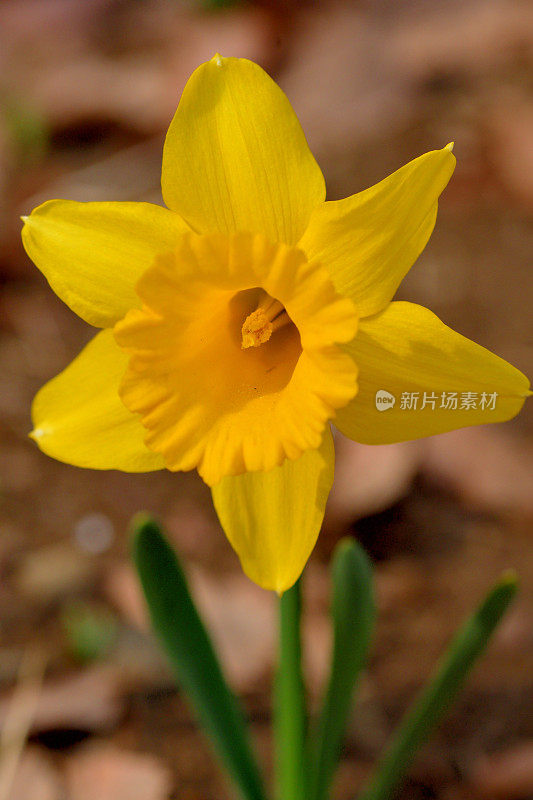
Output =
[
  {"x1": 22, "y1": 200, "x2": 190, "y2": 327},
  {"x1": 299, "y1": 146, "x2": 456, "y2": 317},
  {"x1": 162, "y1": 55, "x2": 325, "y2": 245},
  {"x1": 335, "y1": 302, "x2": 530, "y2": 444},
  {"x1": 30, "y1": 329, "x2": 165, "y2": 472},
  {"x1": 212, "y1": 427, "x2": 335, "y2": 593},
  {"x1": 114, "y1": 232, "x2": 357, "y2": 486}
]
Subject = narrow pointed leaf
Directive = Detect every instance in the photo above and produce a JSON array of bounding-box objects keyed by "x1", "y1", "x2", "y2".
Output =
[
  {"x1": 131, "y1": 515, "x2": 267, "y2": 800},
  {"x1": 309, "y1": 538, "x2": 375, "y2": 800},
  {"x1": 358, "y1": 571, "x2": 518, "y2": 800}
]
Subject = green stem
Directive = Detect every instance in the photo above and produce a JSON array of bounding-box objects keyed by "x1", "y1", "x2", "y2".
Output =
[
  {"x1": 274, "y1": 578, "x2": 307, "y2": 800},
  {"x1": 358, "y1": 571, "x2": 518, "y2": 800}
]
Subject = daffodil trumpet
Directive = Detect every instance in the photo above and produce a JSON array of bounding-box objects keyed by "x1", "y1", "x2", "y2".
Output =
[{"x1": 22, "y1": 55, "x2": 530, "y2": 593}]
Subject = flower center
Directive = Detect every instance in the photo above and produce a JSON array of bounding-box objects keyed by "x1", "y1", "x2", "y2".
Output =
[{"x1": 241, "y1": 290, "x2": 291, "y2": 349}]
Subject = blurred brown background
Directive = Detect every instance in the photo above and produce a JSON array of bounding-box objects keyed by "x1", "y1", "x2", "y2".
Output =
[{"x1": 1, "y1": 1, "x2": 532, "y2": 799}]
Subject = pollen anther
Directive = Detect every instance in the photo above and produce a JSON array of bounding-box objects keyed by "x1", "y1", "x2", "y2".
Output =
[{"x1": 241, "y1": 292, "x2": 291, "y2": 349}]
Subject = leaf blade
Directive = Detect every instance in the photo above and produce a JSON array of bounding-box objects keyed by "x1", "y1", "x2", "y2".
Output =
[
  {"x1": 131, "y1": 514, "x2": 267, "y2": 800},
  {"x1": 358, "y1": 570, "x2": 518, "y2": 800},
  {"x1": 309, "y1": 538, "x2": 375, "y2": 800}
]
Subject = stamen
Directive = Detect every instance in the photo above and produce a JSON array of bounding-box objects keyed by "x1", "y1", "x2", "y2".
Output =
[
  {"x1": 241, "y1": 309, "x2": 273, "y2": 349},
  {"x1": 241, "y1": 292, "x2": 291, "y2": 349}
]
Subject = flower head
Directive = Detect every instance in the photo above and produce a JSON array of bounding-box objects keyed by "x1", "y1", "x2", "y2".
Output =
[
  {"x1": 23, "y1": 56, "x2": 530, "y2": 592},
  {"x1": 113, "y1": 232, "x2": 358, "y2": 486}
]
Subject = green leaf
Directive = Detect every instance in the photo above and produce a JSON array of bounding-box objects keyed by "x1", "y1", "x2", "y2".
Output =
[
  {"x1": 274, "y1": 578, "x2": 307, "y2": 800},
  {"x1": 309, "y1": 538, "x2": 375, "y2": 800},
  {"x1": 358, "y1": 570, "x2": 519, "y2": 800},
  {"x1": 131, "y1": 514, "x2": 267, "y2": 800}
]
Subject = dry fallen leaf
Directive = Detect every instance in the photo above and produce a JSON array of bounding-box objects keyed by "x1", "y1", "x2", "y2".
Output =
[
  {"x1": 0, "y1": 0, "x2": 276, "y2": 137},
  {"x1": 484, "y1": 89, "x2": 533, "y2": 209},
  {"x1": 390, "y1": 0, "x2": 533, "y2": 81},
  {"x1": 65, "y1": 743, "x2": 172, "y2": 800},
  {"x1": 7, "y1": 746, "x2": 63, "y2": 800},
  {"x1": 469, "y1": 741, "x2": 533, "y2": 799},
  {"x1": 0, "y1": 666, "x2": 124, "y2": 735},
  {"x1": 13, "y1": 543, "x2": 97, "y2": 602},
  {"x1": 422, "y1": 427, "x2": 533, "y2": 514}
]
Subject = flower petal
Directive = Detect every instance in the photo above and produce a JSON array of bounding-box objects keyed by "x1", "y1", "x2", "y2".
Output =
[
  {"x1": 299, "y1": 146, "x2": 456, "y2": 317},
  {"x1": 31, "y1": 329, "x2": 165, "y2": 472},
  {"x1": 335, "y1": 302, "x2": 530, "y2": 444},
  {"x1": 162, "y1": 55, "x2": 325, "y2": 245},
  {"x1": 212, "y1": 427, "x2": 335, "y2": 593},
  {"x1": 22, "y1": 200, "x2": 190, "y2": 327}
]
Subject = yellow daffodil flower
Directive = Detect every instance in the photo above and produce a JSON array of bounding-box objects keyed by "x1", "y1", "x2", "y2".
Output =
[{"x1": 22, "y1": 56, "x2": 530, "y2": 593}]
